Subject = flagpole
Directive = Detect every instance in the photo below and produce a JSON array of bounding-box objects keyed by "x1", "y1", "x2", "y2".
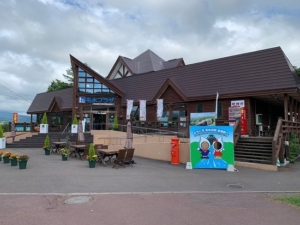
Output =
[{"x1": 215, "y1": 92, "x2": 219, "y2": 118}]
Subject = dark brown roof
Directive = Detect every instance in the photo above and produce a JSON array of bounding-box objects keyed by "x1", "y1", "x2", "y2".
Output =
[
  {"x1": 107, "y1": 50, "x2": 184, "y2": 79},
  {"x1": 110, "y1": 47, "x2": 300, "y2": 104},
  {"x1": 27, "y1": 88, "x2": 73, "y2": 113}
]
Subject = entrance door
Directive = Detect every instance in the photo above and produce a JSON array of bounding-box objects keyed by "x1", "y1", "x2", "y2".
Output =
[{"x1": 93, "y1": 114, "x2": 106, "y2": 130}]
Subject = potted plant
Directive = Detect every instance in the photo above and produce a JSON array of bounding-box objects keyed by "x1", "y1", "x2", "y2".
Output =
[
  {"x1": 86, "y1": 143, "x2": 97, "y2": 168},
  {"x1": 3, "y1": 151, "x2": 11, "y2": 164},
  {"x1": 9, "y1": 153, "x2": 18, "y2": 166},
  {"x1": 60, "y1": 148, "x2": 70, "y2": 161},
  {"x1": 43, "y1": 135, "x2": 51, "y2": 155},
  {"x1": 18, "y1": 154, "x2": 29, "y2": 169},
  {"x1": 40, "y1": 112, "x2": 49, "y2": 133},
  {"x1": 0, "y1": 124, "x2": 6, "y2": 149},
  {"x1": 0, "y1": 150, "x2": 3, "y2": 161},
  {"x1": 71, "y1": 115, "x2": 78, "y2": 133}
]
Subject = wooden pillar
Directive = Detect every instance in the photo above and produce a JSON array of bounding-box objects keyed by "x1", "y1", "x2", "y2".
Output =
[{"x1": 284, "y1": 94, "x2": 288, "y2": 121}]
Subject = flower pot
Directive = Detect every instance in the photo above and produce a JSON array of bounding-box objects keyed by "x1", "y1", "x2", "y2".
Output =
[
  {"x1": 10, "y1": 159, "x2": 17, "y2": 166},
  {"x1": 3, "y1": 156, "x2": 10, "y2": 164},
  {"x1": 44, "y1": 149, "x2": 51, "y2": 155},
  {"x1": 89, "y1": 161, "x2": 96, "y2": 168},
  {"x1": 62, "y1": 155, "x2": 68, "y2": 161},
  {"x1": 19, "y1": 161, "x2": 27, "y2": 169}
]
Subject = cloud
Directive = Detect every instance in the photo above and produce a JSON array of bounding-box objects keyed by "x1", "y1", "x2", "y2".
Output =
[{"x1": 0, "y1": 0, "x2": 299, "y2": 116}]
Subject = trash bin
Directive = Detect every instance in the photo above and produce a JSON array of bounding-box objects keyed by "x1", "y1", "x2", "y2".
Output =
[{"x1": 170, "y1": 137, "x2": 180, "y2": 165}]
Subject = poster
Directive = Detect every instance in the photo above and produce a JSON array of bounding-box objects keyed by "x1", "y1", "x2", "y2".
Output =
[
  {"x1": 189, "y1": 126, "x2": 234, "y2": 169},
  {"x1": 190, "y1": 112, "x2": 216, "y2": 126}
]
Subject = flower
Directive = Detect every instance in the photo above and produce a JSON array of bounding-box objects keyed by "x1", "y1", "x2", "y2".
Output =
[
  {"x1": 0, "y1": 150, "x2": 3, "y2": 156},
  {"x1": 86, "y1": 155, "x2": 98, "y2": 161},
  {"x1": 9, "y1": 153, "x2": 19, "y2": 160},
  {"x1": 17, "y1": 155, "x2": 29, "y2": 162},
  {"x1": 3, "y1": 151, "x2": 11, "y2": 157},
  {"x1": 60, "y1": 148, "x2": 70, "y2": 157}
]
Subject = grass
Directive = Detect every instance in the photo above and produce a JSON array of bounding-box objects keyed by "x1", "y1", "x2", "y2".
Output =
[{"x1": 273, "y1": 195, "x2": 300, "y2": 208}]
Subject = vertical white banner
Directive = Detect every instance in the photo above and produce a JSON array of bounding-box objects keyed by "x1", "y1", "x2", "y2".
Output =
[
  {"x1": 215, "y1": 92, "x2": 219, "y2": 118},
  {"x1": 157, "y1": 99, "x2": 163, "y2": 121},
  {"x1": 126, "y1": 99, "x2": 133, "y2": 120},
  {"x1": 139, "y1": 100, "x2": 146, "y2": 121}
]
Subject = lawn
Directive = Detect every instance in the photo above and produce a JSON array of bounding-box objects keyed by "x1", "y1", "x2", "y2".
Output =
[{"x1": 273, "y1": 195, "x2": 300, "y2": 208}]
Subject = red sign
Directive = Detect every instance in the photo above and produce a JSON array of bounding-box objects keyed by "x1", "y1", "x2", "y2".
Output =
[{"x1": 240, "y1": 107, "x2": 247, "y2": 135}]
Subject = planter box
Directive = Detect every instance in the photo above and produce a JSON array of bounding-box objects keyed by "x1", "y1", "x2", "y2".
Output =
[
  {"x1": 71, "y1": 124, "x2": 78, "y2": 133},
  {"x1": 0, "y1": 137, "x2": 6, "y2": 148},
  {"x1": 40, "y1": 124, "x2": 48, "y2": 133}
]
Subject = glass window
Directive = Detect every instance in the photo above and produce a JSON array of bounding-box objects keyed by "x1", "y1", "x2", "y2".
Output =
[
  {"x1": 78, "y1": 67, "x2": 84, "y2": 72},
  {"x1": 78, "y1": 88, "x2": 85, "y2": 93},
  {"x1": 78, "y1": 83, "x2": 85, "y2": 88},
  {"x1": 94, "y1": 89, "x2": 101, "y2": 93},
  {"x1": 86, "y1": 89, "x2": 93, "y2": 93},
  {"x1": 87, "y1": 78, "x2": 93, "y2": 82},
  {"x1": 172, "y1": 103, "x2": 186, "y2": 109},
  {"x1": 161, "y1": 111, "x2": 169, "y2": 127},
  {"x1": 94, "y1": 83, "x2": 101, "y2": 88},
  {"x1": 217, "y1": 103, "x2": 222, "y2": 118}
]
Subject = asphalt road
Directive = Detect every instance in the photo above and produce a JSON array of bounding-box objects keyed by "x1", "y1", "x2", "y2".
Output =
[{"x1": 0, "y1": 148, "x2": 299, "y2": 225}]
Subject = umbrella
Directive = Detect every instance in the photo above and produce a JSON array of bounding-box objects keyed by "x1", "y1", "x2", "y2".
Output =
[
  {"x1": 124, "y1": 121, "x2": 133, "y2": 149},
  {"x1": 78, "y1": 120, "x2": 85, "y2": 143},
  {"x1": 11, "y1": 122, "x2": 16, "y2": 142}
]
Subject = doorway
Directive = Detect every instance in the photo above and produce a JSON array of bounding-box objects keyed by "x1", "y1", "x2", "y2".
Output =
[{"x1": 93, "y1": 114, "x2": 106, "y2": 130}]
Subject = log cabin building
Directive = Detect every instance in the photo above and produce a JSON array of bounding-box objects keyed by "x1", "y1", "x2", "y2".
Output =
[{"x1": 27, "y1": 46, "x2": 300, "y2": 137}]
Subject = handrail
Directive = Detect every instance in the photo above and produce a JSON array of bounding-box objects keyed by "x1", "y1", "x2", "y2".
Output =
[
  {"x1": 272, "y1": 118, "x2": 283, "y2": 165},
  {"x1": 61, "y1": 123, "x2": 70, "y2": 139},
  {"x1": 233, "y1": 119, "x2": 241, "y2": 145}
]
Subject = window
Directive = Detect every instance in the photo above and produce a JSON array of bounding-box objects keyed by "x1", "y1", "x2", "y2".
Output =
[
  {"x1": 217, "y1": 103, "x2": 222, "y2": 118},
  {"x1": 77, "y1": 67, "x2": 115, "y2": 94},
  {"x1": 197, "y1": 104, "x2": 203, "y2": 112}
]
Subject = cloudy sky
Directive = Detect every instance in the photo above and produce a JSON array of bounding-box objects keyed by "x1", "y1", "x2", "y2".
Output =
[{"x1": 0, "y1": 0, "x2": 300, "y2": 117}]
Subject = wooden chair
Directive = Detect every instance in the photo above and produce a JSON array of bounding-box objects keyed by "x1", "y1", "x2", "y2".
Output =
[
  {"x1": 124, "y1": 148, "x2": 135, "y2": 167},
  {"x1": 112, "y1": 149, "x2": 127, "y2": 169}
]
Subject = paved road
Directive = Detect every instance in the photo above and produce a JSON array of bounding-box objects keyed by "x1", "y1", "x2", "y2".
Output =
[{"x1": 0, "y1": 148, "x2": 299, "y2": 225}]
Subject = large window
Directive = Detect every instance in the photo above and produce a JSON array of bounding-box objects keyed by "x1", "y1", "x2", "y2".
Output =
[{"x1": 78, "y1": 67, "x2": 115, "y2": 94}]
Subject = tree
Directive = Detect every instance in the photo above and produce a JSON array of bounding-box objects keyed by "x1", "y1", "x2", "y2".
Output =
[
  {"x1": 47, "y1": 79, "x2": 71, "y2": 92},
  {"x1": 294, "y1": 66, "x2": 300, "y2": 76}
]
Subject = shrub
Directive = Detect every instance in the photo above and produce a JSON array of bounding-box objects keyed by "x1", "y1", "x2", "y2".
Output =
[
  {"x1": 41, "y1": 113, "x2": 48, "y2": 124},
  {"x1": 289, "y1": 133, "x2": 300, "y2": 163},
  {"x1": 72, "y1": 115, "x2": 78, "y2": 125},
  {"x1": 113, "y1": 117, "x2": 118, "y2": 130},
  {"x1": 86, "y1": 143, "x2": 97, "y2": 161},
  {"x1": 0, "y1": 124, "x2": 3, "y2": 138},
  {"x1": 44, "y1": 135, "x2": 50, "y2": 150}
]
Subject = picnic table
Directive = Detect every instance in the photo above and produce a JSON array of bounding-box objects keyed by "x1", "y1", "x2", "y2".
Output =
[
  {"x1": 96, "y1": 149, "x2": 119, "y2": 166},
  {"x1": 70, "y1": 144, "x2": 85, "y2": 160},
  {"x1": 51, "y1": 141, "x2": 66, "y2": 154}
]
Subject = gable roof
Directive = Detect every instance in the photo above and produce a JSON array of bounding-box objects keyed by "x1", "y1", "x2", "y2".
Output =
[
  {"x1": 27, "y1": 88, "x2": 73, "y2": 113},
  {"x1": 110, "y1": 47, "x2": 300, "y2": 104},
  {"x1": 106, "y1": 49, "x2": 184, "y2": 79}
]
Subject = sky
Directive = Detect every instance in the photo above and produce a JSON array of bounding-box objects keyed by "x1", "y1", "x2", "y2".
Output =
[{"x1": 0, "y1": 0, "x2": 300, "y2": 117}]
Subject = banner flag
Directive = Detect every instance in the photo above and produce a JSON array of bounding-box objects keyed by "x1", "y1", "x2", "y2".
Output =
[
  {"x1": 126, "y1": 99, "x2": 133, "y2": 120},
  {"x1": 139, "y1": 100, "x2": 146, "y2": 121},
  {"x1": 157, "y1": 99, "x2": 163, "y2": 121}
]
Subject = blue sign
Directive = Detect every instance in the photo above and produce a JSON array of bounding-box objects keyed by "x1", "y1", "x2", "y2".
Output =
[{"x1": 78, "y1": 96, "x2": 115, "y2": 104}]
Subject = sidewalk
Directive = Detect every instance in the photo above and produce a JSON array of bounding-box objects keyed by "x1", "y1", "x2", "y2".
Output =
[{"x1": 0, "y1": 148, "x2": 299, "y2": 225}]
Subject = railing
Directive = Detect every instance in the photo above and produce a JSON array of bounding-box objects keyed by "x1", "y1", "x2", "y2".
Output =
[{"x1": 61, "y1": 123, "x2": 70, "y2": 140}]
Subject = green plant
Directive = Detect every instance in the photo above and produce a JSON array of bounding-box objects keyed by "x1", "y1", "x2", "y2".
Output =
[
  {"x1": 87, "y1": 143, "x2": 97, "y2": 161},
  {"x1": 60, "y1": 148, "x2": 70, "y2": 157},
  {"x1": 288, "y1": 133, "x2": 300, "y2": 163},
  {"x1": 274, "y1": 195, "x2": 300, "y2": 208},
  {"x1": 41, "y1": 113, "x2": 48, "y2": 124},
  {"x1": 44, "y1": 135, "x2": 50, "y2": 150},
  {"x1": 113, "y1": 116, "x2": 118, "y2": 130},
  {"x1": 0, "y1": 124, "x2": 3, "y2": 138},
  {"x1": 72, "y1": 115, "x2": 78, "y2": 125},
  {"x1": 17, "y1": 154, "x2": 29, "y2": 161}
]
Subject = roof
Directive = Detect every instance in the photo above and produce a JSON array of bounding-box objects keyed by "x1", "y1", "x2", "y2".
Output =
[
  {"x1": 27, "y1": 88, "x2": 73, "y2": 113},
  {"x1": 107, "y1": 49, "x2": 184, "y2": 79},
  {"x1": 110, "y1": 47, "x2": 300, "y2": 104}
]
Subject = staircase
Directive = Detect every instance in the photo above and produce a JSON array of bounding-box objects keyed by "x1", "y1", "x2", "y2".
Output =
[
  {"x1": 6, "y1": 132, "x2": 94, "y2": 148},
  {"x1": 235, "y1": 137, "x2": 273, "y2": 165}
]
